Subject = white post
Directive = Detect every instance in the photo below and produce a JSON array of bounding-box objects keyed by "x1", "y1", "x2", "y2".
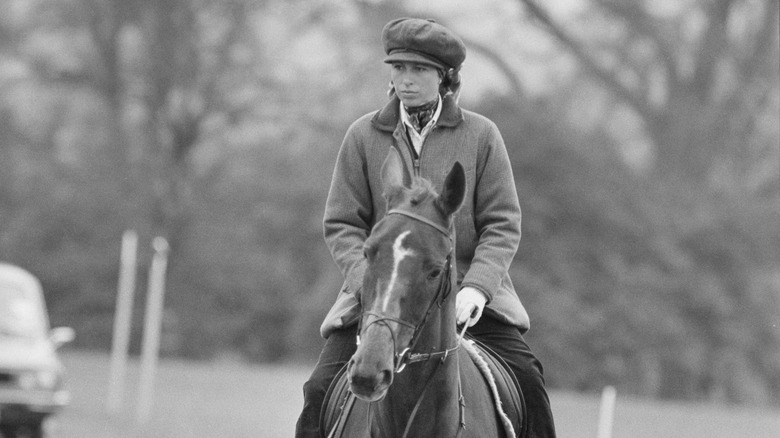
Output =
[
  {"x1": 597, "y1": 385, "x2": 617, "y2": 438},
  {"x1": 107, "y1": 230, "x2": 138, "y2": 414},
  {"x1": 136, "y1": 237, "x2": 170, "y2": 424}
]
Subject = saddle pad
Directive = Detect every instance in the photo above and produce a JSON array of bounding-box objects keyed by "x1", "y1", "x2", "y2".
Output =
[{"x1": 463, "y1": 338, "x2": 526, "y2": 438}]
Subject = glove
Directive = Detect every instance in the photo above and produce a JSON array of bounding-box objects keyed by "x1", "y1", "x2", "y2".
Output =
[{"x1": 456, "y1": 286, "x2": 487, "y2": 327}]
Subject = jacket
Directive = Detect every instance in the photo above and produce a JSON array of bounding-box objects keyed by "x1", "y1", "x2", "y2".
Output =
[{"x1": 320, "y1": 94, "x2": 529, "y2": 338}]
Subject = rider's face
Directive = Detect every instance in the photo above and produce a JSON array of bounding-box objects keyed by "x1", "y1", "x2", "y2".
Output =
[{"x1": 390, "y1": 62, "x2": 441, "y2": 107}]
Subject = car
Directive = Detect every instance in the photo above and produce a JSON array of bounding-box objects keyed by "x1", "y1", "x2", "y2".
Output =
[{"x1": 0, "y1": 263, "x2": 75, "y2": 438}]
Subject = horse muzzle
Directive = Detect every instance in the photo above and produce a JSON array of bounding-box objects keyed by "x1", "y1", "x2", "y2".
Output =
[
  {"x1": 347, "y1": 334, "x2": 395, "y2": 401},
  {"x1": 348, "y1": 359, "x2": 392, "y2": 402}
]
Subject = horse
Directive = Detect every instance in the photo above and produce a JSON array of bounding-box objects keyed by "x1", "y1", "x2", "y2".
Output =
[{"x1": 322, "y1": 148, "x2": 524, "y2": 438}]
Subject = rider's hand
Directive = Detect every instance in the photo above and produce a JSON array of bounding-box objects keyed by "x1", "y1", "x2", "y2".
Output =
[{"x1": 456, "y1": 286, "x2": 487, "y2": 327}]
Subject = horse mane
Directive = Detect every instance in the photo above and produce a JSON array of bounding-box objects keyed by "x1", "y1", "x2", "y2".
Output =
[{"x1": 406, "y1": 177, "x2": 438, "y2": 206}]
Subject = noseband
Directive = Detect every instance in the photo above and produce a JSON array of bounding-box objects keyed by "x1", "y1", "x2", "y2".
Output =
[{"x1": 358, "y1": 208, "x2": 459, "y2": 374}]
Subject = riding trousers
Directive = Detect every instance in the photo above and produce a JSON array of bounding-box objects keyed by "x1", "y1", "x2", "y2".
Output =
[{"x1": 295, "y1": 316, "x2": 557, "y2": 438}]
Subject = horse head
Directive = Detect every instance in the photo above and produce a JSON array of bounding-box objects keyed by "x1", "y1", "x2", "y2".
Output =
[{"x1": 348, "y1": 148, "x2": 465, "y2": 402}]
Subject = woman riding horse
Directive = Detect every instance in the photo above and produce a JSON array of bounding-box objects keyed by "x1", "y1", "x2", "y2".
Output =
[
  {"x1": 296, "y1": 17, "x2": 556, "y2": 438},
  {"x1": 330, "y1": 149, "x2": 517, "y2": 437}
]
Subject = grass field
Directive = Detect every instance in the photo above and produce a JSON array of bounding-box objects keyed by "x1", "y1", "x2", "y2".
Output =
[{"x1": 43, "y1": 350, "x2": 779, "y2": 437}]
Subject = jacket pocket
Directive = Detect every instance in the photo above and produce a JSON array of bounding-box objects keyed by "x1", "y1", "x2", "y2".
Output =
[{"x1": 320, "y1": 287, "x2": 361, "y2": 338}]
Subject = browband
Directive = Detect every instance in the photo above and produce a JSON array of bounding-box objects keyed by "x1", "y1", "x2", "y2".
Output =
[{"x1": 387, "y1": 208, "x2": 451, "y2": 238}]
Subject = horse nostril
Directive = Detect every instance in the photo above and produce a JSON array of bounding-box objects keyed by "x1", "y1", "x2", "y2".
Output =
[{"x1": 380, "y1": 369, "x2": 393, "y2": 386}]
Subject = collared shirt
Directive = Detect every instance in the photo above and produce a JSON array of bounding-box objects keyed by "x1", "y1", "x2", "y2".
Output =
[{"x1": 399, "y1": 95, "x2": 443, "y2": 156}]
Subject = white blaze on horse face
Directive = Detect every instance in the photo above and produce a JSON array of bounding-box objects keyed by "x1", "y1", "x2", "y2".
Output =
[{"x1": 382, "y1": 230, "x2": 414, "y2": 312}]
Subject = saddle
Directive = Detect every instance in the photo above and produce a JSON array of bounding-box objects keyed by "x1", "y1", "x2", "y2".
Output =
[
  {"x1": 465, "y1": 336, "x2": 526, "y2": 438},
  {"x1": 321, "y1": 339, "x2": 526, "y2": 438}
]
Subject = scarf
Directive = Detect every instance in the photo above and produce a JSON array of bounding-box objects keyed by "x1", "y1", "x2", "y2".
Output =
[{"x1": 404, "y1": 98, "x2": 439, "y2": 133}]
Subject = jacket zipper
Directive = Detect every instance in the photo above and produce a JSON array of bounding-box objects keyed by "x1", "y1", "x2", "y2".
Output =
[
  {"x1": 401, "y1": 130, "x2": 421, "y2": 177},
  {"x1": 408, "y1": 125, "x2": 436, "y2": 178}
]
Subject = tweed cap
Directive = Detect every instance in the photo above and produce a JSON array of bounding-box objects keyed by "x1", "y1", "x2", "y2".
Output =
[{"x1": 382, "y1": 18, "x2": 466, "y2": 70}]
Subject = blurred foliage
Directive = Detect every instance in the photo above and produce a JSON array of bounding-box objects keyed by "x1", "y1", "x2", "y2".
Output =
[{"x1": 0, "y1": 0, "x2": 777, "y2": 406}]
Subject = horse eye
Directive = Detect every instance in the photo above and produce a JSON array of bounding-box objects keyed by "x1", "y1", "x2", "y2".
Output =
[
  {"x1": 427, "y1": 268, "x2": 442, "y2": 280},
  {"x1": 363, "y1": 245, "x2": 376, "y2": 260}
]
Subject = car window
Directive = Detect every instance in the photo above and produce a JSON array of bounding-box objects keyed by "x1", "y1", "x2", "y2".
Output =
[{"x1": 0, "y1": 283, "x2": 47, "y2": 338}]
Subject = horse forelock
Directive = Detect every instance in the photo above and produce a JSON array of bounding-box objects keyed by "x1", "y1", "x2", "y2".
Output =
[
  {"x1": 392, "y1": 177, "x2": 448, "y2": 222},
  {"x1": 408, "y1": 176, "x2": 437, "y2": 197}
]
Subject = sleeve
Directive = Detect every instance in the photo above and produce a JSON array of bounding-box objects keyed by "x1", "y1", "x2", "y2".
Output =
[
  {"x1": 460, "y1": 121, "x2": 522, "y2": 302},
  {"x1": 322, "y1": 124, "x2": 373, "y2": 295}
]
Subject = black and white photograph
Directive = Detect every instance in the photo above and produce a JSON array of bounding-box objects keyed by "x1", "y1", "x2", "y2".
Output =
[{"x1": 0, "y1": 1, "x2": 778, "y2": 437}]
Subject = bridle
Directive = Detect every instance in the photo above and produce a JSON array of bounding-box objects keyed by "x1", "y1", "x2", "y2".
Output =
[
  {"x1": 357, "y1": 208, "x2": 468, "y2": 437},
  {"x1": 358, "y1": 208, "x2": 461, "y2": 374},
  {"x1": 334, "y1": 208, "x2": 468, "y2": 438}
]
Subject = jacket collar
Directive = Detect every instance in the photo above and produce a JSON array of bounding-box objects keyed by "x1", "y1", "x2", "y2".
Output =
[{"x1": 371, "y1": 94, "x2": 463, "y2": 132}]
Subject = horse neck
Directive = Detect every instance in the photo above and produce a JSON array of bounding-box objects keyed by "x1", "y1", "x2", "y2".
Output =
[{"x1": 418, "y1": 294, "x2": 458, "y2": 355}]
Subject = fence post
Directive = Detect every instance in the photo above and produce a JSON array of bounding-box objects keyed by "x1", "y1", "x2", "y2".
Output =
[
  {"x1": 107, "y1": 230, "x2": 138, "y2": 414},
  {"x1": 597, "y1": 385, "x2": 617, "y2": 438},
  {"x1": 136, "y1": 237, "x2": 169, "y2": 424}
]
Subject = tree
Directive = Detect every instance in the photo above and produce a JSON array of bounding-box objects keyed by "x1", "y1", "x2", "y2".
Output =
[
  {"x1": 518, "y1": 0, "x2": 779, "y2": 188},
  {"x1": 510, "y1": 0, "x2": 780, "y2": 404}
]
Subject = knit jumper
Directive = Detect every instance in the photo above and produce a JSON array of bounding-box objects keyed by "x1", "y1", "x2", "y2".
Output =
[{"x1": 320, "y1": 95, "x2": 529, "y2": 338}]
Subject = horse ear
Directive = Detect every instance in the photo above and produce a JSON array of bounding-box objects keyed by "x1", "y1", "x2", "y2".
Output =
[
  {"x1": 438, "y1": 161, "x2": 466, "y2": 217},
  {"x1": 381, "y1": 147, "x2": 410, "y2": 199}
]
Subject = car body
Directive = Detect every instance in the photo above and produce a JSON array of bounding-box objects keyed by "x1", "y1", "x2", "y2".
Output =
[{"x1": 0, "y1": 263, "x2": 74, "y2": 438}]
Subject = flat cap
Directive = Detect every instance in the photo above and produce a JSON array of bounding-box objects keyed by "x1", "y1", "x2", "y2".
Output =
[{"x1": 382, "y1": 18, "x2": 466, "y2": 70}]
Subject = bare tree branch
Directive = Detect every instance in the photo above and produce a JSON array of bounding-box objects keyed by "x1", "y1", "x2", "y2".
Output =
[
  {"x1": 592, "y1": 0, "x2": 677, "y2": 77},
  {"x1": 171, "y1": 0, "x2": 252, "y2": 161},
  {"x1": 422, "y1": 12, "x2": 527, "y2": 107},
  {"x1": 463, "y1": 38, "x2": 527, "y2": 107},
  {"x1": 84, "y1": 0, "x2": 123, "y2": 104},
  {"x1": 691, "y1": 0, "x2": 735, "y2": 101},
  {"x1": 739, "y1": 0, "x2": 780, "y2": 81},
  {"x1": 517, "y1": 0, "x2": 658, "y2": 123}
]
